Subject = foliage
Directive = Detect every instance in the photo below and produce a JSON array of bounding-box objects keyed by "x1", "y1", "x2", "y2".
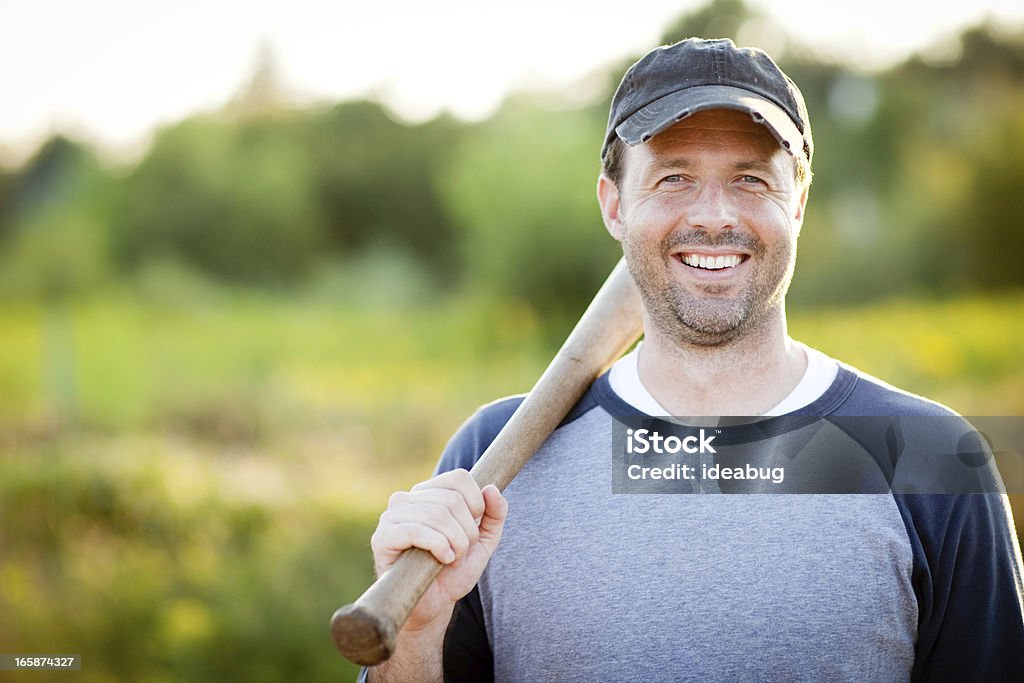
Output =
[
  {"x1": 783, "y1": 22, "x2": 1024, "y2": 307},
  {"x1": 0, "y1": 289, "x2": 549, "y2": 435},
  {"x1": 0, "y1": 137, "x2": 114, "y2": 300},
  {"x1": 109, "y1": 117, "x2": 325, "y2": 285},
  {"x1": 438, "y1": 97, "x2": 621, "y2": 318},
  {"x1": 931, "y1": 112, "x2": 1024, "y2": 290},
  {"x1": 0, "y1": 438, "x2": 379, "y2": 682},
  {"x1": 305, "y1": 101, "x2": 465, "y2": 283},
  {"x1": 660, "y1": 0, "x2": 755, "y2": 43}
]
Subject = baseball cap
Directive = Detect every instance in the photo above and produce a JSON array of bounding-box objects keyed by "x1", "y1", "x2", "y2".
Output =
[{"x1": 602, "y1": 38, "x2": 812, "y2": 164}]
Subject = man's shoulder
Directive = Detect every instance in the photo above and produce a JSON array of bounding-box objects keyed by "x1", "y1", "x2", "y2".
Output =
[
  {"x1": 830, "y1": 359, "x2": 960, "y2": 417},
  {"x1": 434, "y1": 384, "x2": 605, "y2": 474},
  {"x1": 826, "y1": 359, "x2": 1002, "y2": 494},
  {"x1": 434, "y1": 395, "x2": 526, "y2": 474}
]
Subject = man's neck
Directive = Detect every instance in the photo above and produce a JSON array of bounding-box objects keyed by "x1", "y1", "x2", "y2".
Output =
[{"x1": 637, "y1": 311, "x2": 807, "y2": 416}]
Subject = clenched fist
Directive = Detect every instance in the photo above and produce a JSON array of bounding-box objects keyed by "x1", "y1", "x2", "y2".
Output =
[{"x1": 370, "y1": 468, "x2": 508, "y2": 633}]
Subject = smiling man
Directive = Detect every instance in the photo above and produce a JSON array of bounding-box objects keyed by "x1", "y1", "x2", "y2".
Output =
[{"x1": 362, "y1": 39, "x2": 1024, "y2": 682}]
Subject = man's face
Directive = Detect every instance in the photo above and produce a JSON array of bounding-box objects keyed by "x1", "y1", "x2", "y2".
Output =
[{"x1": 598, "y1": 108, "x2": 808, "y2": 346}]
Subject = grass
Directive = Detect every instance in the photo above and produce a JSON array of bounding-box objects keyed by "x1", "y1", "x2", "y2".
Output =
[{"x1": 791, "y1": 293, "x2": 1024, "y2": 415}]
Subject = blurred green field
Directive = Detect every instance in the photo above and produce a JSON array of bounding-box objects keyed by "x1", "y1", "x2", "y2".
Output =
[
  {"x1": 792, "y1": 293, "x2": 1024, "y2": 415},
  {"x1": 1, "y1": 291, "x2": 1022, "y2": 682}
]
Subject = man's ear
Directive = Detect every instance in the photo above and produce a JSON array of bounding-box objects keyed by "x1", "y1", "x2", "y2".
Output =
[
  {"x1": 792, "y1": 185, "x2": 809, "y2": 235},
  {"x1": 597, "y1": 174, "x2": 624, "y2": 242}
]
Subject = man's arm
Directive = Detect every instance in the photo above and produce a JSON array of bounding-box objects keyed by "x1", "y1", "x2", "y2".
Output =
[
  {"x1": 365, "y1": 609, "x2": 451, "y2": 683},
  {"x1": 896, "y1": 492, "x2": 1024, "y2": 680}
]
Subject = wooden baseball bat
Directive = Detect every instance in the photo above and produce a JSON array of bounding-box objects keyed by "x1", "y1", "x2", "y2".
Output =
[{"x1": 329, "y1": 257, "x2": 643, "y2": 666}]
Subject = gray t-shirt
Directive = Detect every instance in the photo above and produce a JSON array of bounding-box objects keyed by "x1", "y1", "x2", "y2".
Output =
[{"x1": 431, "y1": 363, "x2": 1024, "y2": 682}]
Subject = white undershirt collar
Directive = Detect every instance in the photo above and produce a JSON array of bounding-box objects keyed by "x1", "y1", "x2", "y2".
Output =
[{"x1": 608, "y1": 341, "x2": 838, "y2": 417}]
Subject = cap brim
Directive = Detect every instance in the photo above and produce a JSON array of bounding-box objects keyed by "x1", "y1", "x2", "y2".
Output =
[{"x1": 614, "y1": 84, "x2": 804, "y2": 159}]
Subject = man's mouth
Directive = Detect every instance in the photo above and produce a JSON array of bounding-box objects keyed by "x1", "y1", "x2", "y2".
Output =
[{"x1": 676, "y1": 252, "x2": 748, "y2": 271}]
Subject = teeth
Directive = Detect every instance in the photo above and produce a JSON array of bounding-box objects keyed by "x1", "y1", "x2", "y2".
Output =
[{"x1": 681, "y1": 254, "x2": 742, "y2": 270}]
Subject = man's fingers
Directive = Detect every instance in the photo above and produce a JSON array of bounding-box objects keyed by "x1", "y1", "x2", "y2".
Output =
[
  {"x1": 410, "y1": 469, "x2": 486, "y2": 520},
  {"x1": 390, "y1": 488, "x2": 480, "y2": 546},
  {"x1": 379, "y1": 504, "x2": 473, "y2": 560},
  {"x1": 372, "y1": 521, "x2": 459, "y2": 567},
  {"x1": 372, "y1": 474, "x2": 507, "y2": 577},
  {"x1": 477, "y1": 484, "x2": 509, "y2": 552}
]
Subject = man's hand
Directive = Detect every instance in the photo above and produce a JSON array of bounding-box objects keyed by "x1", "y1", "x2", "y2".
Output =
[{"x1": 371, "y1": 468, "x2": 508, "y2": 634}]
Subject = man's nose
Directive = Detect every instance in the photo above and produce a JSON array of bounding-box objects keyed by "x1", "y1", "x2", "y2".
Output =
[{"x1": 687, "y1": 183, "x2": 738, "y2": 232}]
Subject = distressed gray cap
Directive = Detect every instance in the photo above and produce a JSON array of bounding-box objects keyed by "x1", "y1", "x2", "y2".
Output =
[{"x1": 603, "y1": 38, "x2": 812, "y2": 164}]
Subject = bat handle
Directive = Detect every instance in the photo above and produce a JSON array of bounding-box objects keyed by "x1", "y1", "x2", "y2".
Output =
[{"x1": 330, "y1": 547, "x2": 443, "y2": 666}]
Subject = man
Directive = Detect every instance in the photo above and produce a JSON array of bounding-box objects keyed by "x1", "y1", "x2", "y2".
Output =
[{"x1": 363, "y1": 39, "x2": 1024, "y2": 681}]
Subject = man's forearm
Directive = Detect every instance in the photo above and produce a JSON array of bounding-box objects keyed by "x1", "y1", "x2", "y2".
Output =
[{"x1": 365, "y1": 608, "x2": 452, "y2": 683}]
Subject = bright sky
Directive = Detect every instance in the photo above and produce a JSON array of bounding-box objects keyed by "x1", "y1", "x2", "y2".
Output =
[{"x1": 2, "y1": 0, "x2": 1022, "y2": 163}]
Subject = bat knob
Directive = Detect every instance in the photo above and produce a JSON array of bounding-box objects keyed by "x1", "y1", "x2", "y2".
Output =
[{"x1": 330, "y1": 603, "x2": 397, "y2": 666}]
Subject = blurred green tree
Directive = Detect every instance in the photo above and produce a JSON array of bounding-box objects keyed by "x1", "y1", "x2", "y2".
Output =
[
  {"x1": 305, "y1": 101, "x2": 464, "y2": 284},
  {"x1": 110, "y1": 116, "x2": 325, "y2": 285},
  {"x1": 932, "y1": 113, "x2": 1024, "y2": 290},
  {"x1": 0, "y1": 163, "x2": 12, "y2": 242},
  {"x1": 660, "y1": 0, "x2": 751, "y2": 43},
  {"x1": 439, "y1": 97, "x2": 620, "y2": 320},
  {"x1": 0, "y1": 135, "x2": 115, "y2": 425},
  {"x1": 874, "y1": 24, "x2": 1024, "y2": 295}
]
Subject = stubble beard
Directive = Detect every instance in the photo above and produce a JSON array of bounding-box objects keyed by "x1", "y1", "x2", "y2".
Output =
[{"x1": 622, "y1": 225, "x2": 797, "y2": 347}]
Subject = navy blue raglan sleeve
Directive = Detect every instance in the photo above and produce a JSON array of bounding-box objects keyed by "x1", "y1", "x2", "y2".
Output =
[
  {"x1": 432, "y1": 397, "x2": 523, "y2": 476},
  {"x1": 893, "y1": 415, "x2": 1024, "y2": 679},
  {"x1": 895, "y1": 492, "x2": 1024, "y2": 680}
]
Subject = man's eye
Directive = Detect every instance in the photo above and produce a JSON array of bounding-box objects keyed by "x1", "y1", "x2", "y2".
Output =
[
  {"x1": 662, "y1": 175, "x2": 684, "y2": 183},
  {"x1": 741, "y1": 175, "x2": 766, "y2": 185}
]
